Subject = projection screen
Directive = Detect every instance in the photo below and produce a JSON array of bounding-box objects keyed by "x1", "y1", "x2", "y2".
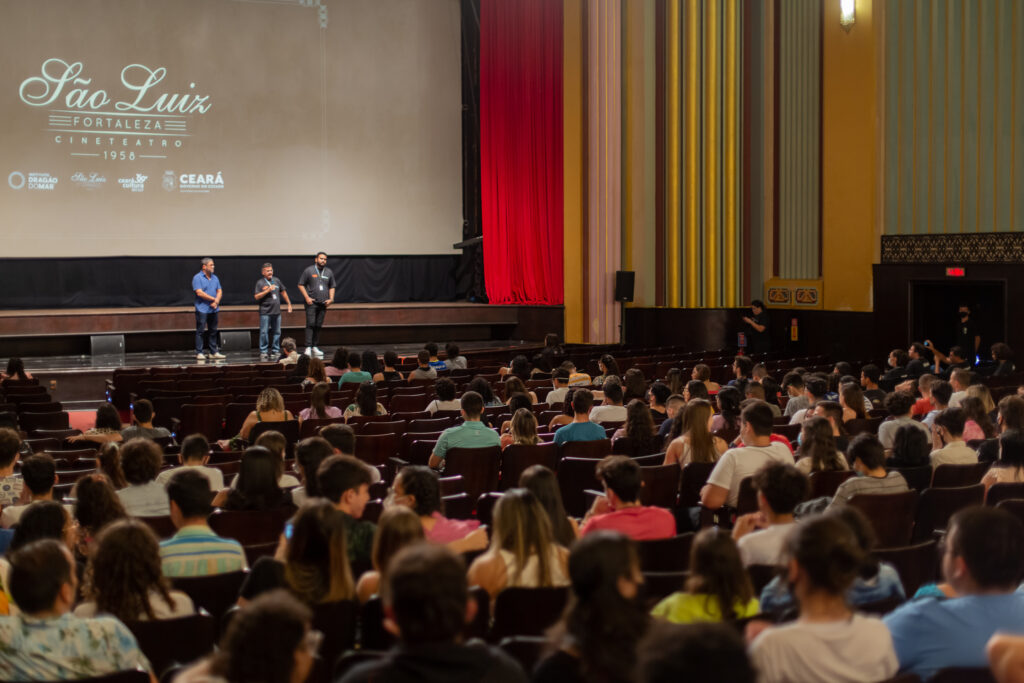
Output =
[{"x1": 0, "y1": 0, "x2": 463, "y2": 257}]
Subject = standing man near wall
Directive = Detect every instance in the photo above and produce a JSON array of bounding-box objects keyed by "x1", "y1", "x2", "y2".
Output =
[
  {"x1": 193, "y1": 257, "x2": 225, "y2": 360},
  {"x1": 254, "y1": 262, "x2": 293, "y2": 362},
  {"x1": 296, "y1": 251, "x2": 336, "y2": 358}
]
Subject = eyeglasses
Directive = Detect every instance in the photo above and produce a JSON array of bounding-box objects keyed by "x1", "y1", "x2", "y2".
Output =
[{"x1": 304, "y1": 629, "x2": 323, "y2": 655}]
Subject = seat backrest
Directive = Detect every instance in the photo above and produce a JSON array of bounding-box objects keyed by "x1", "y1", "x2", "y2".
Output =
[
  {"x1": 444, "y1": 446, "x2": 501, "y2": 503},
  {"x1": 931, "y1": 462, "x2": 991, "y2": 488},
  {"x1": 678, "y1": 461, "x2": 715, "y2": 507},
  {"x1": 995, "y1": 498, "x2": 1024, "y2": 525},
  {"x1": 407, "y1": 417, "x2": 453, "y2": 433},
  {"x1": 847, "y1": 490, "x2": 920, "y2": 547},
  {"x1": 21, "y1": 411, "x2": 71, "y2": 432},
  {"x1": 208, "y1": 507, "x2": 293, "y2": 545},
  {"x1": 747, "y1": 564, "x2": 779, "y2": 594},
  {"x1": 299, "y1": 416, "x2": 346, "y2": 438},
  {"x1": 170, "y1": 571, "x2": 248, "y2": 632},
  {"x1": 986, "y1": 482, "x2": 1024, "y2": 507},
  {"x1": 138, "y1": 516, "x2": 176, "y2": 540},
  {"x1": 636, "y1": 533, "x2": 694, "y2": 572},
  {"x1": 559, "y1": 438, "x2": 612, "y2": 460},
  {"x1": 736, "y1": 476, "x2": 758, "y2": 515},
  {"x1": 248, "y1": 420, "x2": 300, "y2": 455},
  {"x1": 808, "y1": 469, "x2": 856, "y2": 499},
  {"x1": 491, "y1": 586, "x2": 570, "y2": 640},
  {"x1": 441, "y1": 492, "x2": 474, "y2": 520},
  {"x1": 354, "y1": 433, "x2": 400, "y2": 466},
  {"x1": 499, "y1": 443, "x2": 561, "y2": 490},
  {"x1": 928, "y1": 667, "x2": 997, "y2": 683},
  {"x1": 125, "y1": 611, "x2": 216, "y2": 678},
  {"x1": 642, "y1": 570, "x2": 689, "y2": 604},
  {"x1": 359, "y1": 420, "x2": 407, "y2": 436},
  {"x1": 180, "y1": 403, "x2": 226, "y2": 442},
  {"x1": 874, "y1": 541, "x2": 938, "y2": 596},
  {"x1": 557, "y1": 457, "x2": 602, "y2": 517},
  {"x1": 358, "y1": 597, "x2": 395, "y2": 651},
  {"x1": 639, "y1": 464, "x2": 680, "y2": 508},
  {"x1": 913, "y1": 484, "x2": 985, "y2": 542},
  {"x1": 892, "y1": 466, "x2": 933, "y2": 493}
]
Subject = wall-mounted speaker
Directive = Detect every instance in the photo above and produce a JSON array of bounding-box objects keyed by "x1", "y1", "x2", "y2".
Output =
[{"x1": 614, "y1": 271, "x2": 635, "y2": 303}]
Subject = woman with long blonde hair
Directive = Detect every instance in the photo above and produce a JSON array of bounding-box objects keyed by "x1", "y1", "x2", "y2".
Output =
[
  {"x1": 501, "y1": 408, "x2": 539, "y2": 449},
  {"x1": 663, "y1": 398, "x2": 728, "y2": 468}
]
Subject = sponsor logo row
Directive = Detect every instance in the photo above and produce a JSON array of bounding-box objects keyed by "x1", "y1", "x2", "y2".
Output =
[{"x1": 7, "y1": 170, "x2": 225, "y2": 193}]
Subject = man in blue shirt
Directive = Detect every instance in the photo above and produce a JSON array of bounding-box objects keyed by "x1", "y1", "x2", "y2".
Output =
[
  {"x1": 192, "y1": 257, "x2": 224, "y2": 360},
  {"x1": 884, "y1": 506, "x2": 1024, "y2": 680},
  {"x1": 428, "y1": 391, "x2": 500, "y2": 469},
  {"x1": 554, "y1": 389, "x2": 607, "y2": 445}
]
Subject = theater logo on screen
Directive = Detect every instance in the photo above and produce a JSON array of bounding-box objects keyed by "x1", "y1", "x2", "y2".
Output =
[
  {"x1": 70, "y1": 172, "x2": 107, "y2": 190},
  {"x1": 172, "y1": 171, "x2": 225, "y2": 193},
  {"x1": 8, "y1": 171, "x2": 58, "y2": 191},
  {"x1": 117, "y1": 174, "x2": 147, "y2": 192}
]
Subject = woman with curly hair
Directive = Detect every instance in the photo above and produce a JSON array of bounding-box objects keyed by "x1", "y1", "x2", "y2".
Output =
[
  {"x1": 72, "y1": 474, "x2": 128, "y2": 558},
  {"x1": 794, "y1": 416, "x2": 848, "y2": 474},
  {"x1": 710, "y1": 386, "x2": 742, "y2": 434},
  {"x1": 238, "y1": 499, "x2": 355, "y2": 606},
  {"x1": 612, "y1": 399, "x2": 662, "y2": 456},
  {"x1": 75, "y1": 519, "x2": 194, "y2": 621},
  {"x1": 96, "y1": 442, "x2": 127, "y2": 489},
  {"x1": 68, "y1": 403, "x2": 123, "y2": 446},
  {"x1": 593, "y1": 354, "x2": 621, "y2": 385},
  {"x1": 468, "y1": 376, "x2": 503, "y2": 408}
]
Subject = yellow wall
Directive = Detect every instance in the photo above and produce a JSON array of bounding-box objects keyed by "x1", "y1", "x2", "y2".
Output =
[{"x1": 821, "y1": 0, "x2": 879, "y2": 311}]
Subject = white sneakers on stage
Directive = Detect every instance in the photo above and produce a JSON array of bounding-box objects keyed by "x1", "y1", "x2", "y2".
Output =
[
  {"x1": 196, "y1": 353, "x2": 206, "y2": 361},
  {"x1": 304, "y1": 347, "x2": 313, "y2": 357},
  {"x1": 210, "y1": 352, "x2": 226, "y2": 360},
  {"x1": 305, "y1": 347, "x2": 324, "y2": 358}
]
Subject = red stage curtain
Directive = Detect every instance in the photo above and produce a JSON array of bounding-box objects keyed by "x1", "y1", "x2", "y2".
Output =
[{"x1": 480, "y1": 0, "x2": 564, "y2": 305}]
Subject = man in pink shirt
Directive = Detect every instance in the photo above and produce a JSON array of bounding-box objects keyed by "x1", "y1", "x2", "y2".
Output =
[{"x1": 580, "y1": 455, "x2": 676, "y2": 540}]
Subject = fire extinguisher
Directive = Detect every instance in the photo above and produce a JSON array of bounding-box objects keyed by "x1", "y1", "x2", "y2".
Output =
[{"x1": 790, "y1": 317, "x2": 798, "y2": 342}]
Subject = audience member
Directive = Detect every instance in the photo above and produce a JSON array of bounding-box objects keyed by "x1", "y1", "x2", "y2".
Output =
[
  {"x1": 930, "y1": 407, "x2": 978, "y2": 466},
  {"x1": 692, "y1": 363, "x2": 721, "y2": 395},
  {"x1": 978, "y1": 395, "x2": 1024, "y2": 463},
  {"x1": 468, "y1": 488, "x2": 570, "y2": 598},
  {"x1": 711, "y1": 385, "x2": 743, "y2": 433},
  {"x1": 97, "y1": 442, "x2": 127, "y2": 488},
  {"x1": 355, "y1": 506, "x2": 424, "y2": 603},
  {"x1": 238, "y1": 500, "x2": 355, "y2": 606},
  {"x1": 120, "y1": 399, "x2": 173, "y2": 442},
  {"x1": 317, "y1": 454, "x2": 375, "y2": 576},
  {"x1": 731, "y1": 463, "x2": 807, "y2": 566},
  {"x1": 155, "y1": 433, "x2": 224, "y2": 490},
  {"x1": 788, "y1": 377, "x2": 827, "y2": 425},
  {"x1": 887, "y1": 423, "x2": 933, "y2": 468},
  {"x1": 622, "y1": 368, "x2": 648, "y2": 403},
  {"x1": 278, "y1": 337, "x2": 300, "y2": 365},
  {"x1": 590, "y1": 380, "x2": 627, "y2": 424},
  {"x1": 390, "y1": 465, "x2": 487, "y2": 553},
  {"x1": 178, "y1": 589, "x2": 314, "y2": 683},
  {"x1": 990, "y1": 342, "x2": 1016, "y2": 377},
  {"x1": 877, "y1": 391, "x2": 930, "y2": 451},
  {"x1": 68, "y1": 403, "x2": 124, "y2": 446},
  {"x1": 839, "y1": 383, "x2": 868, "y2": 422},
  {"x1": 117, "y1": 438, "x2": 169, "y2": 516},
  {"x1": 663, "y1": 398, "x2": 728, "y2": 468},
  {"x1": 297, "y1": 382, "x2": 342, "y2": 423},
  {"x1": 1, "y1": 357, "x2": 33, "y2": 381},
  {"x1": 343, "y1": 381, "x2": 388, "y2": 419},
  {"x1": 0, "y1": 539, "x2": 152, "y2": 679},
  {"x1": 829, "y1": 434, "x2": 908, "y2": 508},
  {"x1": 291, "y1": 436, "x2": 335, "y2": 505},
  {"x1": 745, "y1": 382, "x2": 780, "y2": 417},
  {"x1": 213, "y1": 446, "x2": 293, "y2": 512},
  {"x1": 534, "y1": 531, "x2": 648, "y2": 683},
  {"x1": 553, "y1": 390, "x2": 607, "y2": 445},
  {"x1": 651, "y1": 528, "x2": 758, "y2": 624},
  {"x1": 326, "y1": 347, "x2": 348, "y2": 378},
  {"x1": 1, "y1": 454, "x2": 65, "y2": 528},
  {"x1": 71, "y1": 474, "x2": 128, "y2": 559},
  {"x1": 338, "y1": 351, "x2": 373, "y2": 385},
  {"x1": 884, "y1": 506, "x2": 1024, "y2": 679},
  {"x1": 749, "y1": 515, "x2": 898, "y2": 683},
  {"x1": 648, "y1": 381, "x2": 671, "y2": 418},
  {"x1": 611, "y1": 399, "x2": 661, "y2": 454},
  {"x1": 361, "y1": 350, "x2": 382, "y2": 381},
  {"x1": 247, "y1": 431, "x2": 301, "y2": 488},
  {"x1": 592, "y1": 355, "x2": 620, "y2": 385},
  {"x1": 445, "y1": 342, "x2": 468, "y2": 370},
  {"x1": 218, "y1": 387, "x2": 295, "y2": 450},
  {"x1": 638, "y1": 621, "x2": 756, "y2": 683},
  {"x1": 547, "y1": 368, "x2": 571, "y2": 405},
  {"x1": 408, "y1": 350, "x2": 438, "y2": 381},
  {"x1": 923, "y1": 379, "x2": 953, "y2": 427},
  {"x1": 340, "y1": 544, "x2": 527, "y2": 683},
  {"x1": 981, "y1": 431, "x2": 1024, "y2": 491},
  {"x1": 160, "y1": 470, "x2": 247, "y2": 577},
  {"x1": 428, "y1": 391, "x2": 501, "y2": 469},
  {"x1": 581, "y1": 456, "x2": 675, "y2": 540},
  {"x1": 75, "y1": 519, "x2": 194, "y2": 620},
  {"x1": 961, "y1": 395, "x2": 997, "y2": 441},
  {"x1": 812, "y1": 401, "x2": 850, "y2": 453},
  {"x1": 860, "y1": 365, "x2": 886, "y2": 409},
  {"x1": 781, "y1": 373, "x2": 808, "y2": 418},
  {"x1": 500, "y1": 407, "x2": 539, "y2": 449},
  {"x1": 379, "y1": 350, "x2": 404, "y2": 381},
  {"x1": 519, "y1": 464, "x2": 579, "y2": 545},
  {"x1": 794, "y1": 416, "x2": 849, "y2": 474},
  {"x1": 426, "y1": 377, "x2": 461, "y2": 414},
  {"x1": 702, "y1": 402, "x2": 794, "y2": 510},
  {"x1": 656, "y1": 393, "x2": 686, "y2": 442}
]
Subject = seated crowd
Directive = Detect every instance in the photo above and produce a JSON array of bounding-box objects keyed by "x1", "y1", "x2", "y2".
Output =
[{"x1": 4, "y1": 338, "x2": 1024, "y2": 683}]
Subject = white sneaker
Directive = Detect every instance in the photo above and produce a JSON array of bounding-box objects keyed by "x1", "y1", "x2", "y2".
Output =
[
  {"x1": 260, "y1": 353, "x2": 269, "y2": 361},
  {"x1": 196, "y1": 353, "x2": 207, "y2": 361},
  {"x1": 304, "y1": 347, "x2": 313, "y2": 357},
  {"x1": 312, "y1": 347, "x2": 324, "y2": 358},
  {"x1": 210, "y1": 352, "x2": 226, "y2": 360}
]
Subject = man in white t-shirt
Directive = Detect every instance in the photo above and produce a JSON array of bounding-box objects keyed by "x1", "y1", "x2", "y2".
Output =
[
  {"x1": 589, "y1": 380, "x2": 627, "y2": 424},
  {"x1": 732, "y1": 462, "x2": 808, "y2": 566},
  {"x1": 546, "y1": 368, "x2": 571, "y2": 405},
  {"x1": 702, "y1": 402, "x2": 794, "y2": 509},
  {"x1": 947, "y1": 367, "x2": 972, "y2": 408},
  {"x1": 930, "y1": 407, "x2": 978, "y2": 467},
  {"x1": 155, "y1": 434, "x2": 225, "y2": 491},
  {"x1": 788, "y1": 377, "x2": 828, "y2": 425}
]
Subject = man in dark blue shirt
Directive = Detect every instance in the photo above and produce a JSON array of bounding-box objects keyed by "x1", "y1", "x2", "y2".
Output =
[{"x1": 192, "y1": 257, "x2": 224, "y2": 360}]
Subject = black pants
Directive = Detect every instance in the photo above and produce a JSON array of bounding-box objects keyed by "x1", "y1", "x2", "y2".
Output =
[{"x1": 304, "y1": 303, "x2": 326, "y2": 348}]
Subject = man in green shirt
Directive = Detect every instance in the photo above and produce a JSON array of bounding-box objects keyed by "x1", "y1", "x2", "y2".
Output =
[
  {"x1": 338, "y1": 351, "x2": 374, "y2": 385},
  {"x1": 428, "y1": 391, "x2": 501, "y2": 469}
]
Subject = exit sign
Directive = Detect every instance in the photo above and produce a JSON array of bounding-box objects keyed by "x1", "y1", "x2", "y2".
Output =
[{"x1": 946, "y1": 266, "x2": 966, "y2": 277}]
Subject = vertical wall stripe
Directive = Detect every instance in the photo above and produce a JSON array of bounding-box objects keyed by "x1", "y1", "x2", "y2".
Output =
[
  {"x1": 668, "y1": 0, "x2": 684, "y2": 307},
  {"x1": 562, "y1": 0, "x2": 584, "y2": 343},
  {"x1": 654, "y1": 0, "x2": 666, "y2": 306},
  {"x1": 722, "y1": 0, "x2": 738, "y2": 306},
  {"x1": 585, "y1": 0, "x2": 622, "y2": 343},
  {"x1": 776, "y1": 0, "x2": 821, "y2": 277},
  {"x1": 702, "y1": 0, "x2": 719, "y2": 305},
  {"x1": 643, "y1": 0, "x2": 657, "y2": 302},
  {"x1": 1015, "y1": 0, "x2": 1022, "y2": 230},
  {"x1": 764, "y1": 0, "x2": 776, "y2": 277},
  {"x1": 883, "y1": 0, "x2": 1023, "y2": 234},
  {"x1": 682, "y1": 0, "x2": 699, "y2": 307}
]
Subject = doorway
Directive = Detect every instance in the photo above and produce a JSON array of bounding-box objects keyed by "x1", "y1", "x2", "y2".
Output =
[{"x1": 909, "y1": 280, "x2": 1005, "y2": 363}]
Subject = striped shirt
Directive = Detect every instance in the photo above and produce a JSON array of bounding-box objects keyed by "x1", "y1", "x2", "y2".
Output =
[
  {"x1": 828, "y1": 471, "x2": 909, "y2": 509},
  {"x1": 159, "y1": 525, "x2": 248, "y2": 578}
]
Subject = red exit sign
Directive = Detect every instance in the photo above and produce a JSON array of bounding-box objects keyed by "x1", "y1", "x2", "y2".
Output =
[{"x1": 946, "y1": 266, "x2": 966, "y2": 277}]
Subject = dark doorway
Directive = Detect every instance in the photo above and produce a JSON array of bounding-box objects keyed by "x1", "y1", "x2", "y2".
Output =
[{"x1": 910, "y1": 281, "x2": 1005, "y2": 363}]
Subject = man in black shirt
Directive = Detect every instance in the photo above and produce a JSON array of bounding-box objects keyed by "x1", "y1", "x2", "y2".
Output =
[
  {"x1": 741, "y1": 300, "x2": 770, "y2": 353},
  {"x1": 254, "y1": 262, "x2": 293, "y2": 362},
  {"x1": 860, "y1": 364, "x2": 887, "y2": 409},
  {"x1": 905, "y1": 342, "x2": 931, "y2": 378},
  {"x1": 954, "y1": 303, "x2": 981, "y2": 361},
  {"x1": 296, "y1": 251, "x2": 336, "y2": 359}
]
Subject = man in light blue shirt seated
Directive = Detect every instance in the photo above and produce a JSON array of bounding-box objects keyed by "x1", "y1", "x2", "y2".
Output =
[
  {"x1": 554, "y1": 389, "x2": 608, "y2": 445},
  {"x1": 159, "y1": 469, "x2": 247, "y2": 578},
  {"x1": 338, "y1": 351, "x2": 374, "y2": 385},
  {"x1": 884, "y1": 505, "x2": 1024, "y2": 680},
  {"x1": 428, "y1": 391, "x2": 500, "y2": 469}
]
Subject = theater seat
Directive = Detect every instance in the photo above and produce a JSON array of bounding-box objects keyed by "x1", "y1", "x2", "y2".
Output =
[{"x1": 125, "y1": 611, "x2": 216, "y2": 678}]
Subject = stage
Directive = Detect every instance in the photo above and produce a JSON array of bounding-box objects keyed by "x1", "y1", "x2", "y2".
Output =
[{"x1": 0, "y1": 301, "x2": 564, "y2": 404}]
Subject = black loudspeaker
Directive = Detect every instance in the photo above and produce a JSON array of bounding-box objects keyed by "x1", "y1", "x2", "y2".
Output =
[
  {"x1": 614, "y1": 271, "x2": 635, "y2": 303},
  {"x1": 90, "y1": 334, "x2": 124, "y2": 356},
  {"x1": 219, "y1": 331, "x2": 252, "y2": 351}
]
